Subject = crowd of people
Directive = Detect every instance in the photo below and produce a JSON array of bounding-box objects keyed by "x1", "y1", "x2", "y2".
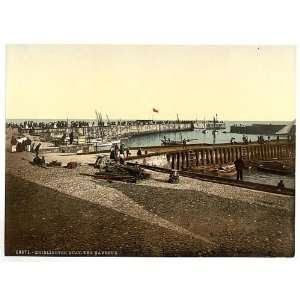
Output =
[
  {"x1": 6, "y1": 119, "x2": 193, "y2": 131},
  {"x1": 6, "y1": 120, "x2": 91, "y2": 130},
  {"x1": 230, "y1": 135, "x2": 281, "y2": 145},
  {"x1": 10, "y1": 135, "x2": 42, "y2": 154},
  {"x1": 109, "y1": 143, "x2": 130, "y2": 164}
]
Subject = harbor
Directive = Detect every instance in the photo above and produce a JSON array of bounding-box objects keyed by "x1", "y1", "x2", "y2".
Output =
[{"x1": 4, "y1": 45, "x2": 296, "y2": 258}]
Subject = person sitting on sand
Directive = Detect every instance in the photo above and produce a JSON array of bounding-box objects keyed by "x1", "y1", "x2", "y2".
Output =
[
  {"x1": 33, "y1": 155, "x2": 46, "y2": 166},
  {"x1": 277, "y1": 180, "x2": 285, "y2": 191},
  {"x1": 110, "y1": 147, "x2": 115, "y2": 159}
]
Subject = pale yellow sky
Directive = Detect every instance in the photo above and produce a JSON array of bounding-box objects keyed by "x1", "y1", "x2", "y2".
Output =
[{"x1": 6, "y1": 45, "x2": 296, "y2": 121}]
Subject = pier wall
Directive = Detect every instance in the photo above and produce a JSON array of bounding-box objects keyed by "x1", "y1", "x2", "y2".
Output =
[
  {"x1": 167, "y1": 142, "x2": 295, "y2": 170},
  {"x1": 20, "y1": 122, "x2": 193, "y2": 139}
]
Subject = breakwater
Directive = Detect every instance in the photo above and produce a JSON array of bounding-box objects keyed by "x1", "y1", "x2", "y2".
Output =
[
  {"x1": 19, "y1": 122, "x2": 194, "y2": 140},
  {"x1": 230, "y1": 124, "x2": 285, "y2": 135}
]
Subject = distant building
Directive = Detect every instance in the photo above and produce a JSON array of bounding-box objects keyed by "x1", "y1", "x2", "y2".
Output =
[{"x1": 276, "y1": 119, "x2": 296, "y2": 137}]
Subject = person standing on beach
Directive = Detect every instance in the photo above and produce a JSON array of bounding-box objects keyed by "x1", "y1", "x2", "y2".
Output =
[
  {"x1": 137, "y1": 148, "x2": 142, "y2": 156},
  {"x1": 34, "y1": 142, "x2": 41, "y2": 156},
  {"x1": 69, "y1": 131, "x2": 74, "y2": 145},
  {"x1": 10, "y1": 136, "x2": 17, "y2": 152},
  {"x1": 234, "y1": 157, "x2": 244, "y2": 181}
]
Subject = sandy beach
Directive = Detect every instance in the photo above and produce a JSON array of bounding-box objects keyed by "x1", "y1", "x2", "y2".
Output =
[{"x1": 5, "y1": 150, "x2": 295, "y2": 256}]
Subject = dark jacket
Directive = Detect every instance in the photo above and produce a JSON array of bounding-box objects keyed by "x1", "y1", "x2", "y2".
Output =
[{"x1": 234, "y1": 158, "x2": 244, "y2": 170}]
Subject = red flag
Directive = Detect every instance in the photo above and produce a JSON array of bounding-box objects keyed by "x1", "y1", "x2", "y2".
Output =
[{"x1": 152, "y1": 108, "x2": 159, "y2": 113}]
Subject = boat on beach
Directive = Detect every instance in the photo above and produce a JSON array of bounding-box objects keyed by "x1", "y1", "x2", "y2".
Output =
[
  {"x1": 249, "y1": 160, "x2": 294, "y2": 176},
  {"x1": 256, "y1": 164, "x2": 294, "y2": 175},
  {"x1": 202, "y1": 164, "x2": 237, "y2": 178}
]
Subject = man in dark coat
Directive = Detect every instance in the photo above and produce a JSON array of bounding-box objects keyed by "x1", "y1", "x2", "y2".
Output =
[
  {"x1": 69, "y1": 131, "x2": 74, "y2": 145},
  {"x1": 234, "y1": 157, "x2": 244, "y2": 181}
]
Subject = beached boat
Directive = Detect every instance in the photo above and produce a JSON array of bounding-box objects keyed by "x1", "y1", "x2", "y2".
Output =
[
  {"x1": 217, "y1": 169, "x2": 237, "y2": 177},
  {"x1": 204, "y1": 164, "x2": 237, "y2": 177},
  {"x1": 256, "y1": 165, "x2": 294, "y2": 175},
  {"x1": 249, "y1": 160, "x2": 294, "y2": 175},
  {"x1": 77, "y1": 139, "x2": 120, "y2": 154}
]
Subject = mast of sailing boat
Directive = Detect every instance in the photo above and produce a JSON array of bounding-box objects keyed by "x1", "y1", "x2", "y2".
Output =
[
  {"x1": 176, "y1": 113, "x2": 182, "y2": 142},
  {"x1": 100, "y1": 112, "x2": 105, "y2": 140},
  {"x1": 95, "y1": 110, "x2": 105, "y2": 140},
  {"x1": 95, "y1": 110, "x2": 100, "y2": 138}
]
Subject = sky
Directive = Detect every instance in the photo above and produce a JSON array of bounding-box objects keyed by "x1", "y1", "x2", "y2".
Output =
[{"x1": 5, "y1": 45, "x2": 296, "y2": 121}]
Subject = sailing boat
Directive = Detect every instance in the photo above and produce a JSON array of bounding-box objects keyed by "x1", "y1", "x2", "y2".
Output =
[
  {"x1": 78, "y1": 110, "x2": 120, "y2": 153},
  {"x1": 202, "y1": 116, "x2": 208, "y2": 133},
  {"x1": 212, "y1": 114, "x2": 219, "y2": 135},
  {"x1": 161, "y1": 114, "x2": 198, "y2": 145}
]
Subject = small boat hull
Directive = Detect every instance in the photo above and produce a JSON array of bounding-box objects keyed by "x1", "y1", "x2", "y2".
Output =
[{"x1": 257, "y1": 166, "x2": 294, "y2": 176}]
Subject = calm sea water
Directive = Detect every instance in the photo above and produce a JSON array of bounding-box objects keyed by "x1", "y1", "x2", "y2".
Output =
[{"x1": 126, "y1": 121, "x2": 287, "y2": 147}]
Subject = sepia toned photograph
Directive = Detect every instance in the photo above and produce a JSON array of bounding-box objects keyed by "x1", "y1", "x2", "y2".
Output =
[{"x1": 5, "y1": 45, "x2": 295, "y2": 257}]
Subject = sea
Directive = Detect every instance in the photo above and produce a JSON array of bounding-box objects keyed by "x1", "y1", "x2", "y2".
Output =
[{"x1": 6, "y1": 119, "x2": 294, "y2": 188}]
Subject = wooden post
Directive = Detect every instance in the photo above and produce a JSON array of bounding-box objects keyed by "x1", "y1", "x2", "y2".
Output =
[
  {"x1": 177, "y1": 153, "x2": 180, "y2": 170},
  {"x1": 265, "y1": 144, "x2": 268, "y2": 159},
  {"x1": 225, "y1": 148, "x2": 229, "y2": 163},
  {"x1": 209, "y1": 149, "x2": 214, "y2": 165},
  {"x1": 229, "y1": 147, "x2": 233, "y2": 162},
  {"x1": 196, "y1": 151, "x2": 199, "y2": 166},
  {"x1": 233, "y1": 147, "x2": 236, "y2": 161},
  {"x1": 181, "y1": 152, "x2": 185, "y2": 169},
  {"x1": 201, "y1": 149, "x2": 205, "y2": 165},
  {"x1": 247, "y1": 146, "x2": 251, "y2": 160},
  {"x1": 258, "y1": 145, "x2": 262, "y2": 159},
  {"x1": 205, "y1": 149, "x2": 209, "y2": 164},
  {"x1": 277, "y1": 144, "x2": 282, "y2": 158},
  {"x1": 186, "y1": 152, "x2": 190, "y2": 168},
  {"x1": 267, "y1": 144, "x2": 270, "y2": 159},
  {"x1": 171, "y1": 154, "x2": 175, "y2": 169},
  {"x1": 219, "y1": 148, "x2": 223, "y2": 164},
  {"x1": 230, "y1": 147, "x2": 234, "y2": 162},
  {"x1": 215, "y1": 148, "x2": 219, "y2": 164},
  {"x1": 273, "y1": 144, "x2": 277, "y2": 158},
  {"x1": 256, "y1": 145, "x2": 260, "y2": 160},
  {"x1": 205, "y1": 149, "x2": 210, "y2": 165},
  {"x1": 221, "y1": 148, "x2": 225, "y2": 163},
  {"x1": 236, "y1": 147, "x2": 240, "y2": 160},
  {"x1": 270, "y1": 144, "x2": 273, "y2": 158},
  {"x1": 267, "y1": 144, "x2": 272, "y2": 158}
]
